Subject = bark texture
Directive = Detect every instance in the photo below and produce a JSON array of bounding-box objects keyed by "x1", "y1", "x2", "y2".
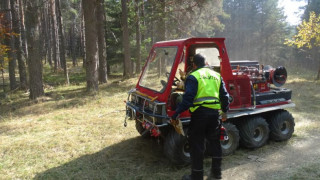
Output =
[{"x1": 82, "y1": 0, "x2": 98, "y2": 91}]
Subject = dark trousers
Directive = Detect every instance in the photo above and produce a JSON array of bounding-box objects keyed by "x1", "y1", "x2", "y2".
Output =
[{"x1": 188, "y1": 107, "x2": 222, "y2": 180}]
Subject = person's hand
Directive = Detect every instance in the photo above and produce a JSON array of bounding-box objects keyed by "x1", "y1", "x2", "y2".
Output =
[
  {"x1": 170, "y1": 119, "x2": 179, "y2": 126},
  {"x1": 221, "y1": 112, "x2": 227, "y2": 122},
  {"x1": 170, "y1": 114, "x2": 178, "y2": 125},
  {"x1": 179, "y1": 69, "x2": 186, "y2": 81}
]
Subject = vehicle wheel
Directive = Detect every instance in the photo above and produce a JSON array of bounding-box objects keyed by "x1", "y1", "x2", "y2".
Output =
[
  {"x1": 269, "y1": 110, "x2": 295, "y2": 141},
  {"x1": 163, "y1": 128, "x2": 190, "y2": 165},
  {"x1": 238, "y1": 116, "x2": 269, "y2": 148},
  {"x1": 221, "y1": 123, "x2": 240, "y2": 156},
  {"x1": 135, "y1": 120, "x2": 150, "y2": 138}
]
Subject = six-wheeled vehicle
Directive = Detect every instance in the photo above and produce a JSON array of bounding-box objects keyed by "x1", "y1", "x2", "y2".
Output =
[{"x1": 124, "y1": 38, "x2": 295, "y2": 165}]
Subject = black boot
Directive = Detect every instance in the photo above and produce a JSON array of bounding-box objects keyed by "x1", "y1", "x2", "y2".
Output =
[
  {"x1": 210, "y1": 158, "x2": 222, "y2": 179},
  {"x1": 182, "y1": 170, "x2": 204, "y2": 180},
  {"x1": 209, "y1": 169, "x2": 222, "y2": 179}
]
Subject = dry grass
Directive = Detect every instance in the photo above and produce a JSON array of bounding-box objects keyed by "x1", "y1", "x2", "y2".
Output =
[{"x1": 0, "y1": 65, "x2": 319, "y2": 179}]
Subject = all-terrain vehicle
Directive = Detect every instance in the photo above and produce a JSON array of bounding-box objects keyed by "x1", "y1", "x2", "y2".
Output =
[{"x1": 124, "y1": 38, "x2": 295, "y2": 165}]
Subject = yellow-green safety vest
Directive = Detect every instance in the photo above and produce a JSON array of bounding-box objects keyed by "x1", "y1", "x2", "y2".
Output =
[{"x1": 189, "y1": 67, "x2": 221, "y2": 112}]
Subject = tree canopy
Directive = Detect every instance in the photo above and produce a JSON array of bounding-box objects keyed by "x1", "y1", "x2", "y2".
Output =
[
  {"x1": 285, "y1": 11, "x2": 320, "y2": 80},
  {"x1": 285, "y1": 12, "x2": 320, "y2": 49}
]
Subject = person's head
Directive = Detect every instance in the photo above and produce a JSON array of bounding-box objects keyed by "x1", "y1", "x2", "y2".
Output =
[{"x1": 192, "y1": 54, "x2": 205, "y2": 69}]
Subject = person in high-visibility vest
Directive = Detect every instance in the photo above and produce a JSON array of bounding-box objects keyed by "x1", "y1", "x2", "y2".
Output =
[{"x1": 171, "y1": 54, "x2": 230, "y2": 180}]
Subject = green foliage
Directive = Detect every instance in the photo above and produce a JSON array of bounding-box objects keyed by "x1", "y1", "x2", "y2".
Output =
[
  {"x1": 105, "y1": 0, "x2": 226, "y2": 68},
  {"x1": 285, "y1": 12, "x2": 320, "y2": 49},
  {"x1": 60, "y1": 0, "x2": 81, "y2": 29},
  {"x1": 105, "y1": 0, "x2": 123, "y2": 65}
]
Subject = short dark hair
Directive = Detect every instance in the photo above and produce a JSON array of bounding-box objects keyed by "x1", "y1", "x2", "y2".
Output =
[{"x1": 193, "y1": 54, "x2": 205, "y2": 67}]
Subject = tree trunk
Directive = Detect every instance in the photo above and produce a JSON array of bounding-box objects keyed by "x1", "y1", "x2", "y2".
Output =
[
  {"x1": 121, "y1": 0, "x2": 132, "y2": 78},
  {"x1": 82, "y1": 0, "x2": 99, "y2": 92},
  {"x1": 157, "y1": 0, "x2": 166, "y2": 42},
  {"x1": 135, "y1": 0, "x2": 141, "y2": 74},
  {"x1": 315, "y1": 47, "x2": 320, "y2": 80},
  {"x1": 80, "y1": 4, "x2": 86, "y2": 68},
  {"x1": 69, "y1": 1, "x2": 78, "y2": 66},
  {"x1": 317, "y1": 63, "x2": 320, "y2": 80},
  {"x1": 1, "y1": 56, "x2": 5, "y2": 93},
  {"x1": 4, "y1": 0, "x2": 17, "y2": 90},
  {"x1": 10, "y1": 0, "x2": 27, "y2": 90},
  {"x1": 56, "y1": 0, "x2": 69, "y2": 84},
  {"x1": 69, "y1": 24, "x2": 77, "y2": 66},
  {"x1": 39, "y1": 6, "x2": 47, "y2": 64},
  {"x1": 96, "y1": 0, "x2": 107, "y2": 83},
  {"x1": 25, "y1": 0, "x2": 44, "y2": 99},
  {"x1": 140, "y1": 0, "x2": 145, "y2": 45},
  {"x1": 18, "y1": 0, "x2": 28, "y2": 60},
  {"x1": 49, "y1": 0, "x2": 59, "y2": 72},
  {"x1": 46, "y1": 3, "x2": 53, "y2": 67}
]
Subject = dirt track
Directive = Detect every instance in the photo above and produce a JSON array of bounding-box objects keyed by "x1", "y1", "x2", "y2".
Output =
[
  {"x1": 220, "y1": 126, "x2": 320, "y2": 180},
  {"x1": 215, "y1": 75, "x2": 320, "y2": 180}
]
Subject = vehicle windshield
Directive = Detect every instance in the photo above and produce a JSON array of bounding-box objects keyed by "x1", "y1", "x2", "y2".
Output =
[{"x1": 139, "y1": 46, "x2": 178, "y2": 92}]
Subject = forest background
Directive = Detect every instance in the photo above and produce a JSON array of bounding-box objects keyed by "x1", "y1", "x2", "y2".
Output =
[
  {"x1": 0, "y1": 0, "x2": 320, "y2": 179},
  {"x1": 0, "y1": 0, "x2": 319, "y2": 96}
]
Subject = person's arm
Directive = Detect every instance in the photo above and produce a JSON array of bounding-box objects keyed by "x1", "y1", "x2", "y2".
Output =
[
  {"x1": 219, "y1": 77, "x2": 230, "y2": 113},
  {"x1": 171, "y1": 75, "x2": 198, "y2": 120}
]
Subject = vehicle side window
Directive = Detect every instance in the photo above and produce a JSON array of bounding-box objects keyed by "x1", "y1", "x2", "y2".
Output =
[{"x1": 196, "y1": 47, "x2": 220, "y2": 67}]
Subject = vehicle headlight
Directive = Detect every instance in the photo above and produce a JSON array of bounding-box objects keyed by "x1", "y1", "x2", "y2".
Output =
[
  {"x1": 148, "y1": 102, "x2": 154, "y2": 110},
  {"x1": 131, "y1": 95, "x2": 136, "y2": 102}
]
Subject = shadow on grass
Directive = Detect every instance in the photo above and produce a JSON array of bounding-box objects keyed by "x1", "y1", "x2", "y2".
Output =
[
  {"x1": 33, "y1": 135, "x2": 306, "y2": 180},
  {"x1": 34, "y1": 136, "x2": 176, "y2": 180}
]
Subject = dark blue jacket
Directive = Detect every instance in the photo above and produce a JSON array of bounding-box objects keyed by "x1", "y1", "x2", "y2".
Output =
[{"x1": 172, "y1": 68, "x2": 230, "y2": 119}]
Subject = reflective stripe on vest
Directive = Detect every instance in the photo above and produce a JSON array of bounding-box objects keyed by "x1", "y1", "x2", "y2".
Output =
[
  {"x1": 193, "y1": 96, "x2": 219, "y2": 103},
  {"x1": 189, "y1": 68, "x2": 221, "y2": 112}
]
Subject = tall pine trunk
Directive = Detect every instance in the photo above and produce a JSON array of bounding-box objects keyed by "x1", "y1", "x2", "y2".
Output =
[
  {"x1": 4, "y1": 0, "x2": 17, "y2": 90},
  {"x1": 25, "y1": 0, "x2": 44, "y2": 99},
  {"x1": 56, "y1": 0, "x2": 69, "y2": 84},
  {"x1": 69, "y1": 24, "x2": 77, "y2": 66},
  {"x1": 18, "y1": 0, "x2": 28, "y2": 60},
  {"x1": 82, "y1": 0, "x2": 98, "y2": 92},
  {"x1": 49, "y1": 0, "x2": 59, "y2": 72},
  {"x1": 96, "y1": 0, "x2": 107, "y2": 83},
  {"x1": 80, "y1": 3, "x2": 86, "y2": 68},
  {"x1": 1, "y1": 56, "x2": 5, "y2": 93},
  {"x1": 45, "y1": 3, "x2": 53, "y2": 67},
  {"x1": 10, "y1": 0, "x2": 27, "y2": 90},
  {"x1": 315, "y1": 47, "x2": 320, "y2": 80},
  {"x1": 121, "y1": 0, "x2": 132, "y2": 78},
  {"x1": 135, "y1": 0, "x2": 141, "y2": 74}
]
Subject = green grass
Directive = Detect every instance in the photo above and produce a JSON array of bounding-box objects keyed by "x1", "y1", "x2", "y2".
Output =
[
  {"x1": 0, "y1": 65, "x2": 319, "y2": 179},
  {"x1": 290, "y1": 162, "x2": 320, "y2": 180}
]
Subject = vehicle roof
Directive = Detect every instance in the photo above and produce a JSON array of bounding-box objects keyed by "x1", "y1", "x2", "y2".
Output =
[{"x1": 153, "y1": 37, "x2": 226, "y2": 47}]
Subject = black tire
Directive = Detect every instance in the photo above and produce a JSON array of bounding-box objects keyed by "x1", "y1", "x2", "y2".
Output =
[
  {"x1": 238, "y1": 116, "x2": 270, "y2": 148},
  {"x1": 163, "y1": 128, "x2": 190, "y2": 165},
  {"x1": 135, "y1": 120, "x2": 150, "y2": 138},
  {"x1": 269, "y1": 110, "x2": 295, "y2": 141},
  {"x1": 221, "y1": 123, "x2": 240, "y2": 156}
]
